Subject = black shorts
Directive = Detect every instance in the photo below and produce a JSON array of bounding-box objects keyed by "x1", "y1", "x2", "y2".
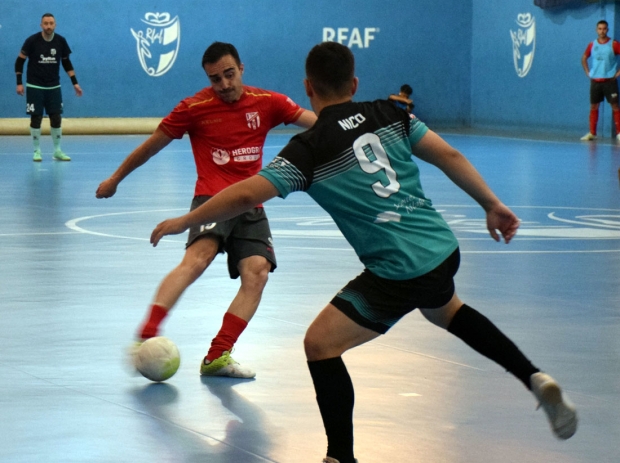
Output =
[
  {"x1": 186, "y1": 195, "x2": 276, "y2": 279},
  {"x1": 26, "y1": 86, "x2": 63, "y2": 116},
  {"x1": 331, "y1": 248, "x2": 460, "y2": 334},
  {"x1": 590, "y1": 79, "x2": 619, "y2": 105}
]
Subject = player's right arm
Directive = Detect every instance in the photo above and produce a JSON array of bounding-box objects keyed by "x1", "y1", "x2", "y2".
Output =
[
  {"x1": 15, "y1": 52, "x2": 27, "y2": 96},
  {"x1": 582, "y1": 43, "x2": 593, "y2": 77},
  {"x1": 96, "y1": 128, "x2": 172, "y2": 198},
  {"x1": 412, "y1": 129, "x2": 519, "y2": 244}
]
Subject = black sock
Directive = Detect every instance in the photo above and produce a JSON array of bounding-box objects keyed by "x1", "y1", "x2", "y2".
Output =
[
  {"x1": 447, "y1": 304, "x2": 539, "y2": 389},
  {"x1": 307, "y1": 357, "x2": 356, "y2": 463}
]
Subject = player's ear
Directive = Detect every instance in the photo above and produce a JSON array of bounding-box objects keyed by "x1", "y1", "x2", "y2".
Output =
[
  {"x1": 351, "y1": 77, "x2": 359, "y2": 96},
  {"x1": 239, "y1": 63, "x2": 244, "y2": 75},
  {"x1": 304, "y1": 79, "x2": 313, "y2": 98}
]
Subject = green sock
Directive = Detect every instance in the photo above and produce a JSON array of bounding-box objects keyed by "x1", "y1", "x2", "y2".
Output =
[
  {"x1": 30, "y1": 128, "x2": 41, "y2": 151},
  {"x1": 50, "y1": 127, "x2": 62, "y2": 152}
]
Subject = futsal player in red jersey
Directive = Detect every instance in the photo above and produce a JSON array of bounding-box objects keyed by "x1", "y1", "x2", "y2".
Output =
[{"x1": 96, "y1": 42, "x2": 316, "y2": 377}]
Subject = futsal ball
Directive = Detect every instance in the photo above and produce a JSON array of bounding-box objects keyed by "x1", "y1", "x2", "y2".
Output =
[{"x1": 134, "y1": 336, "x2": 181, "y2": 382}]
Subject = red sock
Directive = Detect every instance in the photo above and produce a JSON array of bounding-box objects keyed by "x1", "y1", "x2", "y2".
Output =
[
  {"x1": 613, "y1": 110, "x2": 620, "y2": 134},
  {"x1": 206, "y1": 313, "x2": 248, "y2": 361},
  {"x1": 590, "y1": 109, "x2": 599, "y2": 135},
  {"x1": 138, "y1": 304, "x2": 169, "y2": 339}
]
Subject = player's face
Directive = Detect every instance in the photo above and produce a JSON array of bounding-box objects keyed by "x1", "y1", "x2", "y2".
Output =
[
  {"x1": 40, "y1": 16, "x2": 56, "y2": 38},
  {"x1": 204, "y1": 55, "x2": 244, "y2": 103},
  {"x1": 597, "y1": 23, "x2": 608, "y2": 39}
]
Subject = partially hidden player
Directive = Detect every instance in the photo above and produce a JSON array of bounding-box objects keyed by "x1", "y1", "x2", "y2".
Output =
[{"x1": 96, "y1": 42, "x2": 316, "y2": 378}]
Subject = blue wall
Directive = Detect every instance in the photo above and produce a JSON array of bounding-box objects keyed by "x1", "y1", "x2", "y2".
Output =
[
  {"x1": 1, "y1": 1, "x2": 618, "y2": 135},
  {"x1": 471, "y1": 0, "x2": 616, "y2": 136},
  {"x1": 0, "y1": 0, "x2": 471, "y2": 126}
]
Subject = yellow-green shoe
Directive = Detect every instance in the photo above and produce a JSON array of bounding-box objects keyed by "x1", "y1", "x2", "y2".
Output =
[
  {"x1": 33, "y1": 149, "x2": 42, "y2": 162},
  {"x1": 200, "y1": 350, "x2": 255, "y2": 378},
  {"x1": 53, "y1": 150, "x2": 71, "y2": 161}
]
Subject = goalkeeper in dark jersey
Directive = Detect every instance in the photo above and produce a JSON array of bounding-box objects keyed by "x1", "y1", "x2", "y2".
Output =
[
  {"x1": 15, "y1": 13, "x2": 83, "y2": 162},
  {"x1": 149, "y1": 42, "x2": 578, "y2": 463}
]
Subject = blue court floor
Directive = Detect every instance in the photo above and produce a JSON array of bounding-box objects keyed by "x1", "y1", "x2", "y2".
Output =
[{"x1": 0, "y1": 130, "x2": 618, "y2": 463}]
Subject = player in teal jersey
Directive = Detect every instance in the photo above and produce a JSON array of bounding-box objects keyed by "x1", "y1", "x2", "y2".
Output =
[{"x1": 150, "y1": 42, "x2": 577, "y2": 463}]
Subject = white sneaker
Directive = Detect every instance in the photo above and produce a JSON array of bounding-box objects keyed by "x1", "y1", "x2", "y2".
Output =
[
  {"x1": 530, "y1": 372, "x2": 577, "y2": 439},
  {"x1": 580, "y1": 132, "x2": 596, "y2": 141}
]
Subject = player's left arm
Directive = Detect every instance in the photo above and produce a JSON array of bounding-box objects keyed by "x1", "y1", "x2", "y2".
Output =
[
  {"x1": 292, "y1": 109, "x2": 317, "y2": 129},
  {"x1": 612, "y1": 41, "x2": 620, "y2": 79},
  {"x1": 412, "y1": 130, "x2": 519, "y2": 243},
  {"x1": 61, "y1": 57, "x2": 83, "y2": 96},
  {"x1": 150, "y1": 176, "x2": 279, "y2": 246}
]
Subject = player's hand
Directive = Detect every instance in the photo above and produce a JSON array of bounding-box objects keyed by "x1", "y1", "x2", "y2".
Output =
[
  {"x1": 150, "y1": 217, "x2": 189, "y2": 247},
  {"x1": 95, "y1": 178, "x2": 118, "y2": 198},
  {"x1": 486, "y1": 203, "x2": 520, "y2": 244},
  {"x1": 16, "y1": 85, "x2": 24, "y2": 96},
  {"x1": 74, "y1": 84, "x2": 83, "y2": 97}
]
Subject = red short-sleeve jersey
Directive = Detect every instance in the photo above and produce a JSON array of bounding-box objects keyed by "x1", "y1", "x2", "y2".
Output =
[{"x1": 159, "y1": 85, "x2": 304, "y2": 197}]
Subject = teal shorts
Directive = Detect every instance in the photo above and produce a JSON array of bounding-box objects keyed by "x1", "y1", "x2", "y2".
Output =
[{"x1": 332, "y1": 248, "x2": 460, "y2": 334}]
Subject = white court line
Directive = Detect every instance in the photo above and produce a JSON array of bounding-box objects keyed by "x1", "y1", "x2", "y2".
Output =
[
  {"x1": 0, "y1": 231, "x2": 78, "y2": 237},
  {"x1": 277, "y1": 246, "x2": 620, "y2": 254},
  {"x1": 63, "y1": 206, "x2": 620, "y2": 253},
  {"x1": 65, "y1": 209, "x2": 186, "y2": 243}
]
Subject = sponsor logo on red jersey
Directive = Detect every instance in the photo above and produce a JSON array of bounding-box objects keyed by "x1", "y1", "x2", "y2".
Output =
[{"x1": 212, "y1": 148, "x2": 230, "y2": 165}]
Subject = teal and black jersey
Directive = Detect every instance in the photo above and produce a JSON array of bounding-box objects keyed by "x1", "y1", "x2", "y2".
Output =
[{"x1": 259, "y1": 100, "x2": 458, "y2": 280}]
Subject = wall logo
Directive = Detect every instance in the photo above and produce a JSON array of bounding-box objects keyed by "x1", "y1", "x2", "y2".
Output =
[
  {"x1": 131, "y1": 12, "x2": 181, "y2": 77},
  {"x1": 510, "y1": 13, "x2": 535, "y2": 78},
  {"x1": 322, "y1": 27, "x2": 379, "y2": 48}
]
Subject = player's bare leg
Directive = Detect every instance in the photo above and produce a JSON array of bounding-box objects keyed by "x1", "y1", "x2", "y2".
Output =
[
  {"x1": 200, "y1": 255, "x2": 271, "y2": 378},
  {"x1": 137, "y1": 237, "x2": 219, "y2": 340}
]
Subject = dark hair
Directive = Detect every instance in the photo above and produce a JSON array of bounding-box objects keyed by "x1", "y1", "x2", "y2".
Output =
[
  {"x1": 202, "y1": 42, "x2": 241, "y2": 68},
  {"x1": 305, "y1": 42, "x2": 355, "y2": 98},
  {"x1": 42, "y1": 13, "x2": 55, "y2": 20},
  {"x1": 400, "y1": 84, "x2": 412, "y2": 96},
  {"x1": 597, "y1": 20, "x2": 608, "y2": 27}
]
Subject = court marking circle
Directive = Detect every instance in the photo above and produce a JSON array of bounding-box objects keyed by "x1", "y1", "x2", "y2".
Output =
[{"x1": 65, "y1": 205, "x2": 620, "y2": 254}]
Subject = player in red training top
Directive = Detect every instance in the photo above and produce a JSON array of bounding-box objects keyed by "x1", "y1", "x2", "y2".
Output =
[
  {"x1": 580, "y1": 19, "x2": 620, "y2": 141},
  {"x1": 96, "y1": 42, "x2": 316, "y2": 378}
]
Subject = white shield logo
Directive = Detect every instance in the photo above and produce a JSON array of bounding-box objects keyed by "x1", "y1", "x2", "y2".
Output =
[
  {"x1": 246, "y1": 112, "x2": 260, "y2": 130},
  {"x1": 131, "y1": 12, "x2": 181, "y2": 77},
  {"x1": 510, "y1": 13, "x2": 536, "y2": 78}
]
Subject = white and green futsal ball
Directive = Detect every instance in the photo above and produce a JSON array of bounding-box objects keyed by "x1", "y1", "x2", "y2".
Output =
[{"x1": 135, "y1": 336, "x2": 181, "y2": 382}]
